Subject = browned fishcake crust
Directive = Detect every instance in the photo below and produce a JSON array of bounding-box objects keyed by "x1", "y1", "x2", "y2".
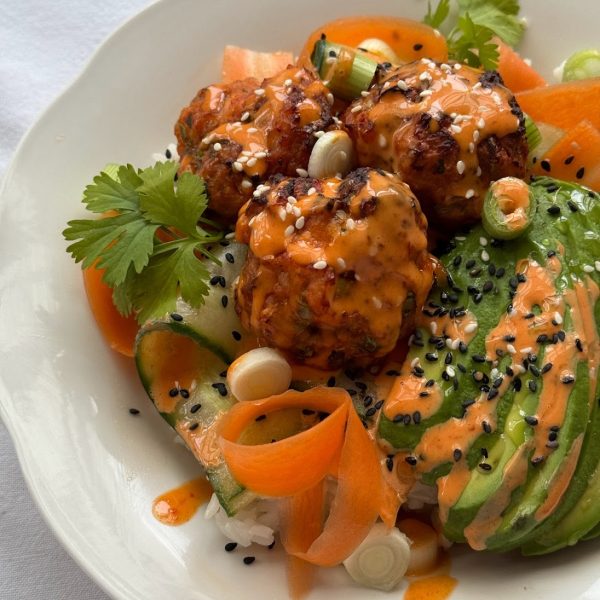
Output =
[
  {"x1": 342, "y1": 60, "x2": 528, "y2": 227},
  {"x1": 175, "y1": 66, "x2": 334, "y2": 223},
  {"x1": 235, "y1": 168, "x2": 434, "y2": 370}
]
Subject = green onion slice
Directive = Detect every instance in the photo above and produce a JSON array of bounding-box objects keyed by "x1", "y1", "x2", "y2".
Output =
[
  {"x1": 562, "y1": 49, "x2": 600, "y2": 82},
  {"x1": 482, "y1": 177, "x2": 536, "y2": 240}
]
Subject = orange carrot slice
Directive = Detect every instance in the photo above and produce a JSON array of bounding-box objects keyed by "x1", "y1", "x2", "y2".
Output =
[
  {"x1": 82, "y1": 265, "x2": 138, "y2": 357},
  {"x1": 496, "y1": 39, "x2": 546, "y2": 93},
  {"x1": 222, "y1": 45, "x2": 294, "y2": 83},
  {"x1": 532, "y1": 119, "x2": 600, "y2": 191},
  {"x1": 219, "y1": 388, "x2": 349, "y2": 496},
  {"x1": 297, "y1": 16, "x2": 448, "y2": 69},
  {"x1": 516, "y1": 79, "x2": 600, "y2": 131}
]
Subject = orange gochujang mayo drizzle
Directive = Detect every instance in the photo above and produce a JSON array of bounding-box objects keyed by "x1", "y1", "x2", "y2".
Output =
[
  {"x1": 195, "y1": 66, "x2": 329, "y2": 180},
  {"x1": 236, "y1": 170, "x2": 432, "y2": 359},
  {"x1": 352, "y1": 59, "x2": 521, "y2": 199},
  {"x1": 392, "y1": 254, "x2": 599, "y2": 545},
  {"x1": 152, "y1": 477, "x2": 213, "y2": 526}
]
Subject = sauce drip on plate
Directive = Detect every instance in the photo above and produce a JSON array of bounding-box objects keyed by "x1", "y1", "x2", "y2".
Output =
[{"x1": 152, "y1": 477, "x2": 213, "y2": 526}]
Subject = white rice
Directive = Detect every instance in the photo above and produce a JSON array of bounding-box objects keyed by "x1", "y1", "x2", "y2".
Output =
[{"x1": 151, "y1": 142, "x2": 179, "y2": 163}]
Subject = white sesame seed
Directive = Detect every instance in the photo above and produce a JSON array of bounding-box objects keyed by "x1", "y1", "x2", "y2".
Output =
[
  {"x1": 434, "y1": 29, "x2": 442, "y2": 37},
  {"x1": 233, "y1": 161, "x2": 243, "y2": 172},
  {"x1": 292, "y1": 206, "x2": 301, "y2": 217},
  {"x1": 237, "y1": 156, "x2": 248, "y2": 164},
  {"x1": 520, "y1": 347, "x2": 533, "y2": 355},
  {"x1": 411, "y1": 357, "x2": 421, "y2": 368},
  {"x1": 295, "y1": 216, "x2": 305, "y2": 229},
  {"x1": 452, "y1": 338, "x2": 461, "y2": 350},
  {"x1": 378, "y1": 134, "x2": 388, "y2": 148},
  {"x1": 314, "y1": 130, "x2": 325, "y2": 138},
  {"x1": 287, "y1": 195, "x2": 297, "y2": 204},
  {"x1": 284, "y1": 78, "x2": 293, "y2": 86},
  {"x1": 469, "y1": 142, "x2": 475, "y2": 153},
  {"x1": 372, "y1": 297, "x2": 383, "y2": 309},
  {"x1": 481, "y1": 250, "x2": 490, "y2": 262},
  {"x1": 466, "y1": 189, "x2": 476, "y2": 199},
  {"x1": 383, "y1": 81, "x2": 391, "y2": 90},
  {"x1": 477, "y1": 118, "x2": 486, "y2": 129},
  {"x1": 456, "y1": 160, "x2": 466, "y2": 175},
  {"x1": 201, "y1": 135, "x2": 213, "y2": 145},
  {"x1": 479, "y1": 236, "x2": 488, "y2": 247},
  {"x1": 335, "y1": 210, "x2": 346, "y2": 220},
  {"x1": 473, "y1": 130, "x2": 480, "y2": 142},
  {"x1": 595, "y1": 261, "x2": 600, "y2": 272},
  {"x1": 247, "y1": 127, "x2": 258, "y2": 134},
  {"x1": 241, "y1": 150, "x2": 252, "y2": 156},
  {"x1": 446, "y1": 338, "x2": 454, "y2": 349},
  {"x1": 285, "y1": 204, "x2": 293, "y2": 214},
  {"x1": 336, "y1": 257, "x2": 347, "y2": 270},
  {"x1": 213, "y1": 142, "x2": 222, "y2": 151},
  {"x1": 473, "y1": 82, "x2": 482, "y2": 90},
  {"x1": 507, "y1": 344, "x2": 517, "y2": 355},
  {"x1": 397, "y1": 79, "x2": 408, "y2": 91},
  {"x1": 453, "y1": 63, "x2": 462, "y2": 70},
  {"x1": 241, "y1": 112, "x2": 250, "y2": 122},
  {"x1": 231, "y1": 121, "x2": 241, "y2": 127},
  {"x1": 583, "y1": 264, "x2": 595, "y2": 273},
  {"x1": 515, "y1": 364, "x2": 527, "y2": 375},
  {"x1": 327, "y1": 93, "x2": 334, "y2": 105},
  {"x1": 430, "y1": 322, "x2": 438, "y2": 335},
  {"x1": 553, "y1": 311, "x2": 563, "y2": 324},
  {"x1": 284, "y1": 225, "x2": 295, "y2": 237},
  {"x1": 464, "y1": 323, "x2": 478, "y2": 334},
  {"x1": 247, "y1": 157, "x2": 257, "y2": 167},
  {"x1": 313, "y1": 260, "x2": 327, "y2": 270},
  {"x1": 420, "y1": 89, "x2": 433, "y2": 98},
  {"x1": 446, "y1": 366, "x2": 456, "y2": 378},
  {"x1": 307, "y1": 187, "x2": 317, "y2": 196},
  {"x1": 225, "y1": 232, "x2": 236, "y2": 240},
  {"x1": 346, "y1": 218, "x2": 356, "y2": 230},
  {"x1": 241, "y1": 179, "x2": 252, "y2": 190},
  {"x1": 255, "y1": 151, "x2": 268, "y2": 159},
  {"x1": 441, "y1": 63, "x2": 451, "y2": 71},
  {"x1": 476, "y1": 166, "x2": 482, "y2": 177},
  {"x1": 277, "y1": 207, "x2": 287, "y2": 221},
  {"x1": 419, "y1": 71, "x2": 432, "y2": 82},
  {"x1": 361, "y1": 90, "x2": 370, "y2": 97},
  {"x1": 296, "y1": 168, "x2": 309, "y2": 177},
  {"x1": 350, "y1": 105, "x2": 362, "y2": 113},
  {"x1": 248, "y1": 216, "x2": 256, "y2": 226},
  {"x1": 450, "y1": 124, "x2": 462, "y2": 134},
  {"x1": 455, "y1": 236, "x2": 466, "y2": 241},
  {"x1": 254, "y1": 88, "x2": 265, "y2": 96}
]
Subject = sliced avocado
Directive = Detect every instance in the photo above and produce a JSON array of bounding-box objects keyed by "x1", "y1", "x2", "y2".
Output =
[{"x1": 378, "y1": 177, "x2": 600, "y2": 553}]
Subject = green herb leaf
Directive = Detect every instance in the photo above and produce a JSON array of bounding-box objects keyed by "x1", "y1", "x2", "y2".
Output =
[
  {"x1": 423, "y1": 0, "x2": 451, "y2": 29},
  {"x1": 458, "y1": 0, "x2": 525, "y2": 47},
  {"x1": 448, "y1": 14, "x2": 500, "y2": 70},
  {"x1": 63, "y1": 161, "x2": 224, "y2": 324}
]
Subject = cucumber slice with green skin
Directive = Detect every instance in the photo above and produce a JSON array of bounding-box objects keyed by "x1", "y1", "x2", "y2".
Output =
[
  {"x1": 135, "y1": 242, "x2": 255, "y2": 516},
  {"x1": 582, "y1": 519, "x2": 600, "y2": 542}
]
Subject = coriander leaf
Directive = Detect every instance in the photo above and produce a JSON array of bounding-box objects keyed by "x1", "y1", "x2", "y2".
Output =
[
  {"x1": 138, "y1": 164, "x2": 209, "y2": 239},
  {"x1": 448, "y1": 14, "x2": 499, "y2": 70},
  {"x1": 82, "y1": 166, "x2": 142, "y2": 213},
  {"x1": 126, "y1": 242, "x2": 211, "y2": 323},
  {"x1": 459, "y1": 1, "x2": 525, "y2": 46},
  {"x1": 423, "y1": 0, "x2": 451, "y2": 29},
  {"x1": 112, "y1": 282, "x2": 133, "y2": 317}
]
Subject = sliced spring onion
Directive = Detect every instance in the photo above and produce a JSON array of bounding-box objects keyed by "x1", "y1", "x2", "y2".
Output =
[
  {"x1": 524, "y1": 115, "x2": 542, "y2": 153},
  {"x1": 342, "y1": 522, "x2": 410, "y2": 591},
  {"x1": 307, "y1": 130, "x2": 355, "y2": 178},
  {"x1": 482, "y1": 177, "x2": 536, "y2": 240},
  {"x1": 227, "y1": 347, "x2": 292, "y2": 402},
  {"x1": 311, "y1": 39, "x2": 378, "y2": 101},
  {"x1": 562, "y1": 49, "x2": 600, "y2": 81},
  {"x1": 356, "y1": 38, "x2": 400, "y2": 63}
]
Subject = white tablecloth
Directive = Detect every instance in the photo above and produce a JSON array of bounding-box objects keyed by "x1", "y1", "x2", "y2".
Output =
[{"x1": 0, "y1": 2, "x2": 152, "y2": 598}]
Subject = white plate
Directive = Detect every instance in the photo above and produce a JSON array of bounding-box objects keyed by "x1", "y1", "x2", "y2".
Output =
[{"x1": 1, "y1": 0, "x2": 599, "y2": 598}]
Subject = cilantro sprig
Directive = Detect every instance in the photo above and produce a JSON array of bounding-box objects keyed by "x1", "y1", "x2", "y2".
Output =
[
  {"x1": 424, "y1": 0, "x2": 526, "y2": 70},
  {"x1": 63, "y1": 161, "x2": 224, "y2": 324}
]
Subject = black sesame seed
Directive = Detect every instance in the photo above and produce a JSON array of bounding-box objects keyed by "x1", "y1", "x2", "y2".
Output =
[
  {"x1": 453, "y1": 448, "x2": 463, "y2": 462},
  {"x1": 129, "y1": 408, "x2": 140, "y2": 415},
  {"x1": 470, "y1": 267, "x2": 482, "y2": 277},
  {"x1": 232, "y1": 330, "x2": 242, "y2": 341},
  {"x1": 405, "y1": 456, "x2": 418, "y2": 466},
  {"x1": 540, "y1": 159, "x2": 551, "y2": 172},
  {"x1": 576, "y1": 338, "x2": 583, "y2": 352},
  {"x1": 386, "y1": 369, "x2": 400, "y2": 377},
  {"x1": 327, "y1": 376, "x2": 336, "y2": 387},
  {"x1": 482, "y1": 421, "x2": 492, "y2": 434},
  {"x1": 481, "y1": 447, "x2": 489, "y2": 458},
  {"x1": 479, "y1": 463, "x2": 492, "y2": 471},
  {"x1": 531, "y1": 456, "x2": 545, "y2": 466},
  {"x1": 386, "y1": 456, "x2": 394, "y2": 471},
  {"x1": 541, "y1": 362, "x2": 553, "y2": 374},
  {"x1": 375, "y1": 400, "x2": 384, "y2": 410},
  {"x1": 487, "y1": 388, "x2": 499, "y2": 401},
  {"x1": 255, "y1": 414, "x2": 267, "y2": 422},
  {"x1": 495, "y1": 348, "x2": 505, "y2": 358},
  {"x1": 536, "y1": 334, "x2": 548, "y2": 344},
  {"x1": 441, "y1": 371, "x2": 450, "y2": 382},
  {"x1": 189, "y1": 422, "x2": 199, "y2": 431},
  {"x1": 557, "y1": 330, "x2": 566, "y2": 342},
  {"x1": 212, "y1": 382, "x2": 228, "y2": 396},
  {"x1": 567, "y1": 200, "x2": 579, "y2": 212},
  {"x1": 413, "y1": 43, "x2": 424, "y2": 50},
  {"x1": 546, "y1": 249, "x2": 557, "y2": 258},
  {"x1": 530, "y1": 365, "x2": 540, "y2": 377},
  {"x1": 524, "y1": 415, "x2": 538, "y2": 426},
  {"x1": 218, "y1": 276, "x2": 227, "y2": 288},
  {"x1": 221, "y1": 295, "x2": 229, "y2": 308},
  {"x1": 425, "y1": 352, "x2": 438, "y2": 362},
  {"x1": 509, "y1": 276, "x2": 519, "y2": 290},
  {"x1": 524, "y1": 312, "x2": 535, "y2": 319},
  {"x1": 495, "y1": 267, "x2": 506, "y2": 278},
  {"x1": 480, "y1": 384, "x2": 490, "y2": 393},
  {"x1": 466, "y1": 259, "x2": 476, "y2": 269},
  {"x1": 346, "y1": 389, "x2": 358, "y2": 396},
  {"x1": 413, "y1": 411, "x2": 422, "y2": 424},
  {"x1": 546, "y1": 440, "x2": 559, "y2": 449},
  {"x1": 419, "y1": 391, "x2": 430, "y2": 398},
  {"x1": 366, "y1": 407, "x2": 377, "y2": 417},
  {"x1": 170, "y1": 313, "x2": 183, "y2": 322},
  {"x1": 482, "y1": 281, "x2": 494, "y2": 293},
  {"x1": 190, "y1": 403, "x2": 201, "y2": 413},
  {"x1": 462, "y1": 398, "x2": 476, "y2": 410},
  {"x1": 548, "y1": 431, "x2": 558, "y2": 442},
  {"x1": 472, "y1": 354, "x2": 486, "y2": 363},
  {"x1": 243, "y1": 556, "x2": 256, "y2": 565},
  {"x1": 425, "y1": 378, "x2": 435, "y2": 387},
  {"x1": 268, "y1": 541, "x2": 276, "y2": 550},
  {"x1": 210, "y1": 275, "x2": 220, "y2": 286},
  {"x1": 505, "y1": 366, "x2": 514, "y2": 376},
  {"x1": 528, "y1": 380, "x2": 538, "y2": 393},
  {"x1": 576, "y1": 167, "x2": 585, "y2": 179},
  {"x1": 445, "y1": 352, "x2": 453, "y2": 365},
  {"x1": 165, "y1": 148, "x2": 172, "y2": 159},
  {"x1": 453, "y1": 255, "x2": 463, "y2": 267},
  {"x1": 493, "y1": 377, "x2": 503, "y2": 388},
  {"x1": 178, "y1": 388, "x2": 189, "y2": 399},
  {"x1": 393, "y1": 413, "x2": 404, "y2": 423},
  {"x1": 363, "y1": 396, "x2": 373, "y2": 407},
  {"x1": 225, "y1": 252, "x2": 235, "y2": 264},
  {"x1": 517, "y1": 273, "x2": 527, "y2": 283},
  {"x1": 403, "y1": 414, "x2": 412, "y2": 425},
  {"x1": 220, "y1": 370, "x2": 227, "y2": 378},
  {"x1": 547, "y1": 205, "x2": 561, "y2": 215},
  {"x1": 561, "y1": 374, "x2": 575, "y2": 384},
  {"x1": 457, "y1": 363, "x2": 467, "y2": 373},
  {"x1": 513, "y1": 378, "x2": 522, "y2": 392},
  {"x1": 473, "y1": 292, "x2": 483, "y2": 304},
  {"x1": 459, "y1": 342, "x2": 468, "y2": 354},
  {"x1": 225, "y1": 542, "x2": 238, "y2": 552},
  {"x1": 169, "y1": 388, "x2": 179, "y2": 397},
  {"x1": 564, "y1": 155, "x2": 575, "y2": 165},
  {"x1": 413, "y1": 366, "x2": 425, "y2": 375}
]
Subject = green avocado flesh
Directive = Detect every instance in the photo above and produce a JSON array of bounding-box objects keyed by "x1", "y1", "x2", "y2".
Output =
[{"x1": 378, "y1": 177, "x2": 600, "y2": 553}]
